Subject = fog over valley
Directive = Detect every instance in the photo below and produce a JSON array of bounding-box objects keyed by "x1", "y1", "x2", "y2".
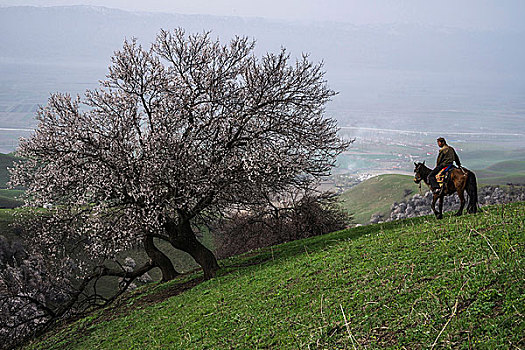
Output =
[{"x1": 1, "y1": 5, "x2": 524, "y2": 173}]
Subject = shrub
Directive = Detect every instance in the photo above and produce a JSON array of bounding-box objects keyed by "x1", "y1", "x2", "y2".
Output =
[{"x1": 212, "y1": 192, "x2": 351, "y2": 259}]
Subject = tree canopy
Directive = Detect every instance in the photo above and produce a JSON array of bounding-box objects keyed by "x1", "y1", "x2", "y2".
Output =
[{"x1": 10, "y1": 28, "x2": 350, "y2": 280}]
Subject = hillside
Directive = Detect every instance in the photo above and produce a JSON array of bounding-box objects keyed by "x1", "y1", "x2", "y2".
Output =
[
  {"x1": 27, "y1": 202, "x2": 525, "y2": 349},
  {"x1": 339, "y1": 174, "x2": 419, "y2": 224},
  {"x1": 0, "y1": 209, "x2": 18, "y2": 240},
  {"x1": 0, "y1": 153, "x2": 17, "y2": 188},
  {"x1": 476, "y1": 160, "x2": 525, "y2": 185},
  {"x1": 0, "y1": 154, "x2": 24, "y2": 208},
  {"x1": 340, "y1": 162, "x2": 525, "y2": 224}
]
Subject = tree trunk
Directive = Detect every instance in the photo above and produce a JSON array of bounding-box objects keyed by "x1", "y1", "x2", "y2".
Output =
[
  {"x1": 144, "y1": 235, "x2": 179, "y2": 281},
  {"x1": 166, "y1": 220, "x2": 220, "y2": 279}
]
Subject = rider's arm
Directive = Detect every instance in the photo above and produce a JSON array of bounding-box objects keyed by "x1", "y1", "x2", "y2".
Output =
[
  {"x1": 454, "y1": 149, "x2": 461, "y2": 167},
  {"x1": 436, "y1": 150, "x2": 443, "y2": 167}
]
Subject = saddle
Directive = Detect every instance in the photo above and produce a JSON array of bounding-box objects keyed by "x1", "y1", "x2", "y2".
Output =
[{"x1": 436, "y1": 165, "x2": 455, "y2": 187}]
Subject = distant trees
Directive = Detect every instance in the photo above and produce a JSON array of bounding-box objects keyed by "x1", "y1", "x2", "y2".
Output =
[{"x1": 10, "y1": 28, "x2": 349, "y2": 283}]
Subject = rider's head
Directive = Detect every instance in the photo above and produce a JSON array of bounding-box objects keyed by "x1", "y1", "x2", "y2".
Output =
[{"x1": 437, "y1": 137, "x2": 446, "y2": 147}]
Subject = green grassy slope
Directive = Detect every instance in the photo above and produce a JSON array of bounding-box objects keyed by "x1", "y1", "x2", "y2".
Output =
[
  {"x1": 339, "y1": 174, "x2": 419, "y2": 224},
  {"x1": 0, "y1": 153, "x2": 18, "y2": 187},
  {"x1": 0, "y1": 153, "x2": 24, "y2": 208},
  {"x1": 0, "y1": 209, "x2": 18, "y2": 239},
  {"x1": 476, "y1": 160, "x2": 525, "y2": 185},
  {"x1": 0, "y1": 189, "x2": 24, "y2": 208},
  {"x1": 457, "y1": 145, "x2": 525, "y2": 170},
  {"x1": 0, "y1": 195, "x2": 23, "y2": 208},
  {"x1": 28, "y1": 202, "x2": 525, "y2": 350},
  {"x1": 0, "y1": 189, "x2": 24, "y2": 199}
]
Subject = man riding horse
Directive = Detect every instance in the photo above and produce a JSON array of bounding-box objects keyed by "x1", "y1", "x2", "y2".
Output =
[
  {"x1": 413, "y1": 137, "x2": 478, "y2": 219},
  {"x1": 428, "y1": 137, "x2": 461, "y2": 194}
]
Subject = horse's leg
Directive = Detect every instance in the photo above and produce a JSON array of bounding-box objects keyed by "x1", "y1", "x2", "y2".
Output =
[
  {"x1": 431, "y1": 194, "x2": 439, "y2": 218},
  {"x1": 455, "y1": 189, "x2": 465, "y2": 216},
  {"x1": 437, "y1": 195, "x2": 444, "y2": 219}
]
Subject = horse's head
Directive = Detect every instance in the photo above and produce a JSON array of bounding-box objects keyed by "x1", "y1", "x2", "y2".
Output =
[{"x1": 413, "y1": 161, "x2": 426, "y2": 184}]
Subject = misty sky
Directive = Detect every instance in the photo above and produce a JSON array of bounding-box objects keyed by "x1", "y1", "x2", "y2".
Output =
[{"x1": 1, "y1": 0, "x2": 524, "y2": 31}]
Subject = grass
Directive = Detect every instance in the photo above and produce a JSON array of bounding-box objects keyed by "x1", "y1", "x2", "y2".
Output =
[
  {"x1": 0, "y1": 189, "x2": 23, "y2": 208},
  {"x1": 475, "y1": 160, "x2": 525, "y2": 185},
  {"x1": 26, "y1": 202, "x2": 525, "y2": 349},
  {"x1": 484, "y1": 160, "x2": 525, "y2": 173},
  {"x1": 0, "y1": 152, "x2": 18, "y2": 188},
  {"x1": 339, "y1": 174, "x2": 419, "y2": 224},
  {"x1": 0, "y1": 189, "x2": 24, "y2": 199},
  {"x1": 0, "y1": 208, "x2": 19, "y2": 239},
  {"x1": 458, "y1": 145, "x2": 525, "y2": 171},
  {"x1": 0, "y1": 152, "x2": 24, "y2": 208}
]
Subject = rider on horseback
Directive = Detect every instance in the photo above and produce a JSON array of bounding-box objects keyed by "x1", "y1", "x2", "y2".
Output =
[{"x1": 427, "y1": 137, "x2": 461, "y2": 194}]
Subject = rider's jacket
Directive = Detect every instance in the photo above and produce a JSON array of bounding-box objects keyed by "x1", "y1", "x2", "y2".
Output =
[{"x1": 436, "y1": 145, "x2": 461, "y2": 168}]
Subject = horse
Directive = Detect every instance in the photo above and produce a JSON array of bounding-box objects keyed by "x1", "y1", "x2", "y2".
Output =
[{"x1": 413, "y1": 161, "x2": 478, "y2": 219}]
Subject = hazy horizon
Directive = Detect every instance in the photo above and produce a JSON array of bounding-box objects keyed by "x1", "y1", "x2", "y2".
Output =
[
  {"x1": 0, "y1": 3, "x2": 524, "y2": 172},
  {"x1": 1, "y1": 0, "x2": 525, "y2": 31}
]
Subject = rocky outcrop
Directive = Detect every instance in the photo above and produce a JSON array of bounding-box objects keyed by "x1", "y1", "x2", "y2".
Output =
[{"x1": 374, "y1": 185, "x2": 525, "y2": 223}]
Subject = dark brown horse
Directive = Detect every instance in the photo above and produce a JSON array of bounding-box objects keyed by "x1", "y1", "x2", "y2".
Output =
[{"x1": 413, "y1": 161, "x2": 478, "y2": 219}]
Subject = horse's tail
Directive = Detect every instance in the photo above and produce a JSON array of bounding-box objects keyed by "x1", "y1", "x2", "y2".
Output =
[{"x1": 466, "y1": 170, "x2": 478, "y2": 214}]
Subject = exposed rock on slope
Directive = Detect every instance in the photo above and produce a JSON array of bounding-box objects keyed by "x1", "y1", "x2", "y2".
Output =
[{"x1": 370, "y1": 185, "x2": 525, "y2": 223}]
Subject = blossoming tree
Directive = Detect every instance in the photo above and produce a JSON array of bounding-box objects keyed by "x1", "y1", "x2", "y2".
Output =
[{"x1": 10, "y1": 28, "x2": 350, "y2": 280}]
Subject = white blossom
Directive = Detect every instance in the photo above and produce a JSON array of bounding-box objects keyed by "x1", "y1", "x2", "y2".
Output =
[{"x1": 10, "y1": 28, "x2": 350, "y2": 278}]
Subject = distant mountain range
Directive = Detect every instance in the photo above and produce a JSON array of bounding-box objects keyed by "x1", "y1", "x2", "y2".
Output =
[{"x1": 2, "y1": 5, "x2": 524, "y2": 74}]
